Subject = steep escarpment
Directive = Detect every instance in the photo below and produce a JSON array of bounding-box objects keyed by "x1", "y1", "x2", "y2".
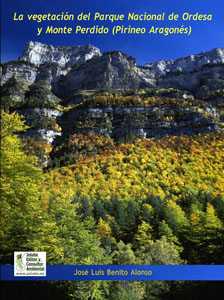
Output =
[
  {"x1": 57, "y1": 90, "x2": 220, "y2": 140},
  {"x1": 1, "y1": 42, "x2": 224, "y2": 158},
  {"x1": 2, "y1": 42, "x2": 224, "y2": 93},
  {"x1": 157, "y1": 64, "x2": 224, "y2": 92},
  {"x1": 19, "y1": 41, "x2": 101, "y2": 67},
  {"x1": 58, "y1": 51, "x2": 155, "y2": 96},
  {"x1": 147, "y1": 47, "x2": 224, "y2": 93},
  {"x1": 1, "y1": 61, "x2": 38, "y2": 85},
  {"x1": 146, "y1": 47, "x2": 224, "y2": 75}
]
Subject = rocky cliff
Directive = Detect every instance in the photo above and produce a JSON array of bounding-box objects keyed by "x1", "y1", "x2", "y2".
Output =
[
  {"x1": 58, "y1": 51, "x2": 155, "y2": 96},
  {"x1": 1, "y1": 42, "x2": 224, "y2": 160},
  {"x1": 146, "y1": 47, "x2": 224, "y2": 75},
  {"x1": 19, "y1": 41, "x2": 101, "y2": 67},
  {"x1": 2, "y1": 42, "x2": 224, "y2": 94}
]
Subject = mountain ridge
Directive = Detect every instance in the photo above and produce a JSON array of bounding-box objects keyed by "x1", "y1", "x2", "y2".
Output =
[
  {"x1": 2, "y1": 41, "x2": 224, "y2": 94},
  {"x1": 19, "y1": 40, "x2": 101, "y2": 67},
  {"x1": 1, "y1": 41, "x2": 224, "y2": 151},
  {"x1": 145, "y1": 47, "x2": 224, "y2": 75},
  {"x1": 18, "y1": 41, "x2": 224, "y2": 71}
]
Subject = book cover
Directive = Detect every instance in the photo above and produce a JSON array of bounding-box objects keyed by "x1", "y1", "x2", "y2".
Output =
[{"x1": 1, "y1": 0, "x2": 224, "y2": 299}]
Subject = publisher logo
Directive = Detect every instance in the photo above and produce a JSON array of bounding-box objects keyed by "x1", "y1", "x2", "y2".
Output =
[{"x1": 14, "y1": 252, "x2": 46, "y2": 276}]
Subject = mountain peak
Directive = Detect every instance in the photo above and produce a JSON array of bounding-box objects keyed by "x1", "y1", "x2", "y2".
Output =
[
  {"x1": 19, "y1": 41, "x2": 101, "y2": 67},
  {"x1": 145, "y1": 47, "x2": 224, "y2": 75}
]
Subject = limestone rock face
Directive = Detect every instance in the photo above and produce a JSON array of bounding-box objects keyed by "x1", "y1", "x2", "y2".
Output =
[
  {"x1": 1, "y1": 42, "x2": 224, "y2": 148},
  {"x1": 57, "y1": 105, "x2": 220, "y2": 140},
  {"x1": 16, "y1": 107, "x2": 63, "y2": 143},
  {"x1": 146, "y1": 47, "x2": 224, "y2": 75},
  {"x1": 19, "y1": 41, "x2": 101, "y2": 67},
  {"x1": 59, "y1": 51, "x2": 156, "y2": 97},
  {"x1": 2, "y1": 42, "x2": 224, "y2": 95},
  {"x1": 1, "y1": 62, "x2": 38, "y2": 85},
  {"x1": 157, "y1": 65, "x2": 224, "y2": 92}
]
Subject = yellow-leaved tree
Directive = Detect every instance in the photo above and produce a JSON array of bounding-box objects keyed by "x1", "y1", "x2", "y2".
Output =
[
  {"x1": 0, "y1": 111, "x2": 61, "y2": 264},
  {"x1": 0, "y1": 111, "x2": 111, "y2": 299}
]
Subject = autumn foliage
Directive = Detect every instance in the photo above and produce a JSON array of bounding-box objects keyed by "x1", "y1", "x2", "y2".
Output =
[{"x1": 1, "y1": 110, "x2": 224, "y2": 299}]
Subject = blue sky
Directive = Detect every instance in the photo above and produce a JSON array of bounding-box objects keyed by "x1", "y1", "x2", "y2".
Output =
[{"x1": 1, "y1": 0, "x2": 224, "y2": 65}]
